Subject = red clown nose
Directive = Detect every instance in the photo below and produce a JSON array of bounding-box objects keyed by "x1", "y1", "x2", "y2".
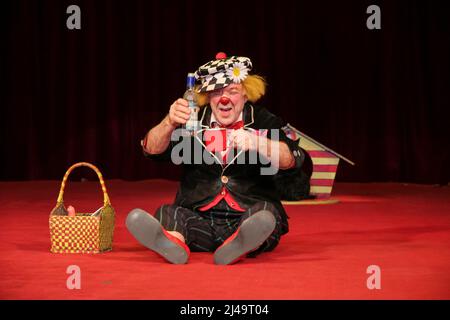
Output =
[{"x1": 219, "y1": 96, "x2": 231, "y2": 105}]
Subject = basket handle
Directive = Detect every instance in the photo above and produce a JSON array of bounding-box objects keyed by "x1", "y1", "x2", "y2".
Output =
[{"x1": 56, "y1": 162, "x2": 111, "y2": 207}]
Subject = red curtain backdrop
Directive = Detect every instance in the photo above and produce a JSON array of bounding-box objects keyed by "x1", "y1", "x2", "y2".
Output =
[{"x1": 1, "y1": 0, "x2": 449, "y2": 184}]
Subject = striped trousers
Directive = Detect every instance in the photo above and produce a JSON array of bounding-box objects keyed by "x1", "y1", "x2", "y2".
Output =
[{"x1": 154, "y1": 200, "x2": 286, "y2": 257}]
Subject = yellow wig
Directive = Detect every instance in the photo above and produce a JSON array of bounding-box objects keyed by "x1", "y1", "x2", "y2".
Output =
[{"x1": 196, "y1": 75, "x2": 266, "y2": 107}]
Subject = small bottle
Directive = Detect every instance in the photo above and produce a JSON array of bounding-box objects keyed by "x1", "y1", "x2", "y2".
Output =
[{"x1": 182, "y1": 73, "x2": 199, "y2": 135}]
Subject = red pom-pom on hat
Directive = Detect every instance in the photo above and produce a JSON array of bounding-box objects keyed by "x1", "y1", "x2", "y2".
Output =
[{"x1": 215, "y1": 52, "x2": 227, "y2": 59}]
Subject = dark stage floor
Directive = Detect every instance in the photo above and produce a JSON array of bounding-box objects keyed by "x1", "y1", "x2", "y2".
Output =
[{"x1": 0, "y1": 180, "x2": 449, "y2": 299}]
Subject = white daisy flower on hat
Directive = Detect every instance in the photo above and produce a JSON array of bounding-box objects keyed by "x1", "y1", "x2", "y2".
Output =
[{"x1": 227, "y1": 62, "x2": 249, "y2": 83}]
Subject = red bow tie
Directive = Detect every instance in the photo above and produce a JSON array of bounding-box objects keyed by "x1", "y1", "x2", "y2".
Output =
[{"x1": 205, "y1": 120, "x2": 245, "y2": 160}]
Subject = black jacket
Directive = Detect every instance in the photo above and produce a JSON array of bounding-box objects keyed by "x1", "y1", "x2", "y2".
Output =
[{"x1": 145, "y1": 103, "x2": 304, "y2": 234}]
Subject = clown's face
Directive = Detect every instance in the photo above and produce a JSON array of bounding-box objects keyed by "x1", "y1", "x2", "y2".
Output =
[{"x1": 209, "y1": 84, "x2": 247, "y2": 127}]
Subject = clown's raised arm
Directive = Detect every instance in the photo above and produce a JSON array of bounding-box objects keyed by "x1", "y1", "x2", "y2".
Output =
[{"x1": 141, "y1": 98, "x2": 191, "y2": 155}]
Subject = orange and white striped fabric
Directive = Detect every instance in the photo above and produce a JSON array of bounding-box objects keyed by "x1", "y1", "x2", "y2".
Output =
[
  {"x1": 282, "y1": 125, "x2": 354, "y2": 199},
  {"x1": 298, "y1": 138, "x2": 339, "y2": 198}
]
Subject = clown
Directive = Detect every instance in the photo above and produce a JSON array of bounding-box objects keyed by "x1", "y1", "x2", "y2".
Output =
[{"x1": 126, "y1": 53, "x2": 305, "y2": 265}]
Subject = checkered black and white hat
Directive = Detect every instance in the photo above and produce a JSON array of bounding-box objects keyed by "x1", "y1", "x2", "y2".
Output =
[{"x1": 194, "y1": 53, "x2": 253, "y2": 93}]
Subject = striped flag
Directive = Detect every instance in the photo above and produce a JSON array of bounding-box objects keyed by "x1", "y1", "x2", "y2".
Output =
[{"x1": 282, "y1": 124, "x2": 354, "y2": 199}]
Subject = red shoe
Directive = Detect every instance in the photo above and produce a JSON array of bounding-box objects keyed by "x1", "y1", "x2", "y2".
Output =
[
  {"x1": 126, "y1": 208, "x2": 190, "y2": 264},
  {"x1": 214, "y1": 210, "x2": 276, "y2": 265}
]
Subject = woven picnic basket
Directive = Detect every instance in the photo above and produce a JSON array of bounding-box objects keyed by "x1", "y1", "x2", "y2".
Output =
[{"x1": 49, "y1": 162, "x2": 115, "y2": 254}]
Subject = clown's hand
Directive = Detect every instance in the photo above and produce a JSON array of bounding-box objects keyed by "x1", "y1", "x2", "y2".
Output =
[
  {"x1": 167, "y1": 98, "x2": 191, "y2": 128},
  {"x1": 229, "y1": 129, "x2": 259, "y2": 152}
]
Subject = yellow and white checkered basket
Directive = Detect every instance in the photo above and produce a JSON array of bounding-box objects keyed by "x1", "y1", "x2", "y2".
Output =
[{"x1": 49, "y1": 162, "x2": 115, "y2": 254}]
